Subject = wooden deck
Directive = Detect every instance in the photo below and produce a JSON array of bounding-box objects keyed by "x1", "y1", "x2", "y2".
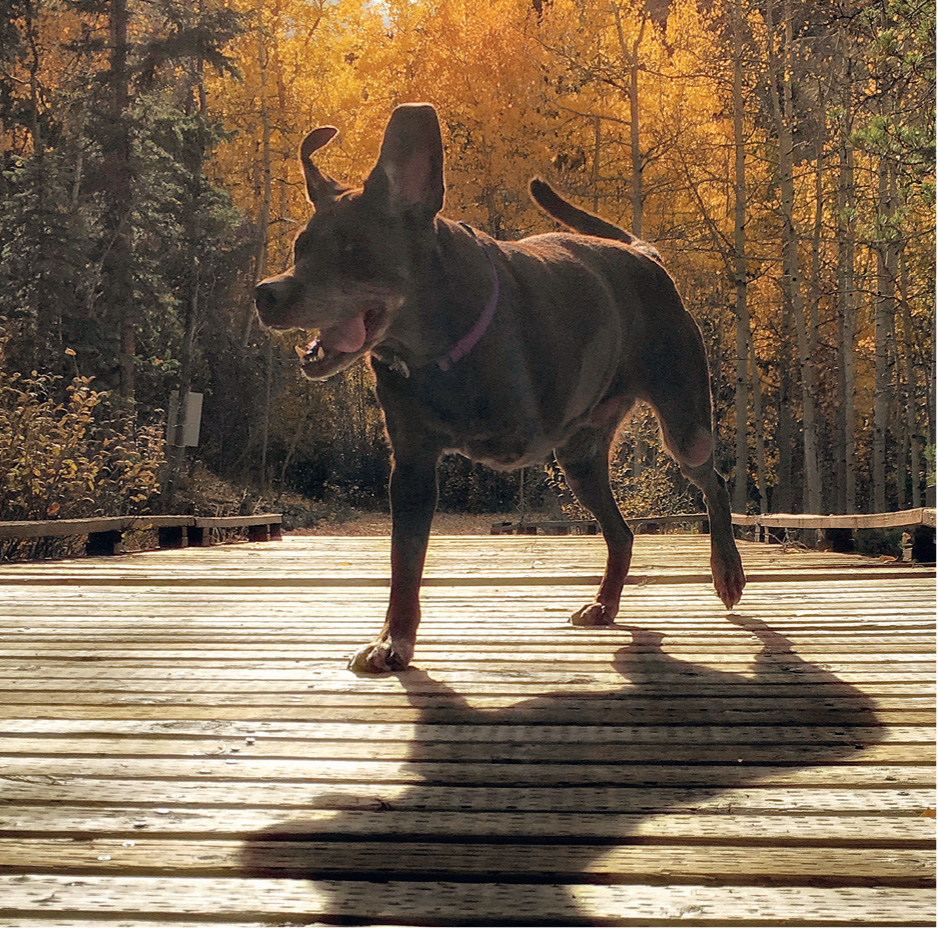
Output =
[{"x1": 0, "y1": 533, "x2": 934, "y2": 926}]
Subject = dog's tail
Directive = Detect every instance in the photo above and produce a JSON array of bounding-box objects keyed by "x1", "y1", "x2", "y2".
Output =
[{"x1": 529, "y1": 178, "x2": 660, "y2": 260}]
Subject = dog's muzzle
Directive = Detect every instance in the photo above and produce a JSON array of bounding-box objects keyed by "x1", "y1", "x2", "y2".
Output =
[{"x1": 254, "y1": 275, "x2": 301, "y2": 328}]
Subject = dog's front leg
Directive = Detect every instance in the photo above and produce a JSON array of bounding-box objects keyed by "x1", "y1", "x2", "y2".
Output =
[
  {"x1": 555, "y1": 425, "x2": 634, "y2": 627},
  {"x1": 348, "y1": 445, "x2": 441, "y2": 674}
]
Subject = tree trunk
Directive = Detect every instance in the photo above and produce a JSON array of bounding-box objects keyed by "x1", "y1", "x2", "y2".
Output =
[
  {"x1": 835, "y1": 99, "x2": 858, "y2": 513},
  {"x1": 776, "y1": 323, "x2": 794, "y2": 512},
  {"x1": 731, "y1": 0, "x2": 749, "y2": 514},
  {"x1": 23, "y1": 3, "x2": 60, "y2": 359},
  {"x1": 749, "y1": 334, "x2": 769, "y2": 514},
  {"x1": 591, "y1": 113, "x2": 601, "y2": 213},
  {"x1": 162, "y1": 6, "x2": 207, "y2": 509},
  {"x1": 613, "y1": 5, "x2": 645, "y2": 236},
  {"x1": 898, "y1": 250, "x2": 923, "y2": 507},
  {"x1": 242, "y1": 2, "x2": 272, "y2": 349},
  {"x1": 484, "y1": 186, "x2": 501, "y2": 238},
  {"x1": 105, "y1": 0, "x2": 135, "y2": 409},
  {"x1": 162, "y1": 282, "x2": 199, "y2": 509},
  {"x1": 872, "y1": 155, "x2": 897, "y2": 512},
  {"x1": 765, "y1": 0, "x2": 820, "y2": 513},
  {"x1": 896, "y1": 388, "x2": 908, "y2": 508},
  {"x1": 260, "y1": 339, "x2": 274, "y2": 489},
  {"x1": 628, "y1": 50, "x2": 642, "y2": 237},
  {"x1": 808, "y1": 81, "x2": 825, "y2": 509}
]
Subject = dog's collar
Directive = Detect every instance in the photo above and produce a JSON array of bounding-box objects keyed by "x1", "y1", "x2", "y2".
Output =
[
  {"x1": 387, "y1": 222, "x2": 499, "y2": 379},
  {"x1": 434, "y1": 222, "x2": 500, "y2": 372}
]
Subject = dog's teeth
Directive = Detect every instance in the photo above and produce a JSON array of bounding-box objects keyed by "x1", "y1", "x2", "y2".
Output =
[{"x1": 296, "y1": 339, "x2": 325, "y2": 363}]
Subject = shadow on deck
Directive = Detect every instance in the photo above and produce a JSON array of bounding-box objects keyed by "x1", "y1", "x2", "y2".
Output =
[{"x1": 241, "y1": 615, "x2": 888, "y2": 925}]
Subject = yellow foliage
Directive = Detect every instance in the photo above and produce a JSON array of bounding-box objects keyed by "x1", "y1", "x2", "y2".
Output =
[
  {"x1": 0, "y1": 346, "x2": 166, "y2": 533},
  {"x1": 198, "y1": 0, "x2": 932, "y2": 511}
]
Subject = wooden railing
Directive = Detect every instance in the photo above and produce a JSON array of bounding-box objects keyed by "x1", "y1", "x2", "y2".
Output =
[
  {"x1": 732, "y1": 508, "x2": 936, "y2": 563},
  {"x1": 730, "y1": 507, "x2": 936, "y2": 532},
  {"x1": 491, "y1": 508, "x2": 936, "y2": 562},
  {"x1": 3, "y1": 507, "x2": 933, "y2": 561},
  {"x1": 0, "y1": 513, "x2": 283, "y2": 556},
  {"x1": 492, "y1": 514, "x2": 707, "y2": 535}
]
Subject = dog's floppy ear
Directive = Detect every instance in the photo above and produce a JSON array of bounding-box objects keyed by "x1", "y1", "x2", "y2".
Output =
[
  {"x1": 300, "y1": 127, "x2": 348, "y2": 208},
  {"x1": 364, "y1": 103, "x2": 444, "y2": 219}
]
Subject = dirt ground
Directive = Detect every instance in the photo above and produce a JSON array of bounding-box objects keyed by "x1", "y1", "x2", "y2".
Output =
[
  {"x1": 293, "y1": 510, "x2": 550, "y2": 536},
  {"x1": 179, "y1": 467, "x2": 551, "y2": 538}
]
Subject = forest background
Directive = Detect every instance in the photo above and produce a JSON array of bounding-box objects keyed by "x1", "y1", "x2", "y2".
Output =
[{"x1": 0, "y1": 0, "x2": 934, "y2": 536}]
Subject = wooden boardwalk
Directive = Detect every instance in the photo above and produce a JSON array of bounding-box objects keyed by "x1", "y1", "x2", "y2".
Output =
[{"x1": 0, "y1": 533, "x2": 934, "y2": 926}]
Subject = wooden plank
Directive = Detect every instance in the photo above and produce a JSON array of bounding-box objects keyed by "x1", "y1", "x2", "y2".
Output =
[
  {"x1": 123, "y1": 516, "x2": 195, "y2": 529},
  {"x1": 0, "y1": 672, "x2": 929, "y2": 696},
  {"x1": 0, "y1": 737, "x2": 927, "y2": 767},
  {"x1": 0, "y1": 635, "x2": 931, "y2": 668},
  {"x1": 0, "y1": 875, "x2": 932, "y2": 925},
  {"x1": 1, "y1": 719, "x2": 926, "y2": 743},
  {"x1": 0, "y1": 706, "x2": 930, "y2": 729},
  {"x1": 734, "y1": 507, "x2": 936, "y2": 530},
  {"x1": 0, "y1": 517, "x2": 125, "y2": 539},
  {"x1": 192, "y1": 514, "x2": 282, "y2": 529},
  {"x1": 6, "y1": 616, "x2": 933, "y2": 642},
  {"x1": 0, "y1": 673, "x2": 930, "y2": 699},
  {"x1": 0, "y1": 675, "x2": 922, "y2": 700},
  {"x1": 1, "y1": 645, "x2": 932, "y2": 665},
  {"x1": 0, "y1": 515, "x2": 193, "y2": 540},
  {"x1": 0, "y1": 649, "x2": 930, "y2": 670},
  {"x1": 1, "y1": 567, "x2": 934, "y2": 588},
  {"x1": 2, "y1": 605, "x2": 933, "y2": 625},
  {"x1": 0, "y1": 514, "x2": 282, "y2": 542},
  {"x1": 491, "y1": 518, "x2": 602, "y2": 534},
  {"x1": 2, "y1": 777, "x2": 931, "y2": 813},
  {"x1": 0, "y1": 696, "x2": 928, "y2": 724},
  {"x1": 1, "y1": 839, "x2": 932, "y2": 887},
  {"x1": 0, "y1": 805, "x2": 932, "y2": 844},
  {"x1": 0, "y1": 694, "x2": 929, "y2": 719},
  {"x1": 4, "y1": 636, "x2": 924, "y2": 654},
  {"x1": 1, "y1": 756, "x2": 933, "y2": 787}
]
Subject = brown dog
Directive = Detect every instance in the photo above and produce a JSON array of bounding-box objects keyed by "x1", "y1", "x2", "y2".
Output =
[{"x1": 255, "y1": 103, "x2": 745, "y2": 673}]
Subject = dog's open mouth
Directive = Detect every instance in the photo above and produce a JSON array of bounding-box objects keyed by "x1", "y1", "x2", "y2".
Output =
[{"x1": 295, "y1": 307, "x2": 391, "y2": 379}]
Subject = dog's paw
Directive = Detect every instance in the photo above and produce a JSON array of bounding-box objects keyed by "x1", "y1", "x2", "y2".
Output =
[
  {"x1": 348, "y1": 638, "x2": 413, "y2": 675},
  {"x1": 570, "y1": 602, "x2": 616, "y2": 627},
  {"x1": 713, "y1": 553, "x2": 746, "y2": 610}
]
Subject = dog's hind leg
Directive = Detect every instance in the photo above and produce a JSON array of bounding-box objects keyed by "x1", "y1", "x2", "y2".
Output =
[
  {"x1": 650, "y1": 395, "x2": 746, "y2": 609},
  {"x1": 555, "y1": 423, "x2": 634, "y2": 627},
  {"x1": 636, "y1": 303, "x2": 746, "y2": 609},
  {"x1": 678, "y1": 457, "x2": 745, "y2": 608}
]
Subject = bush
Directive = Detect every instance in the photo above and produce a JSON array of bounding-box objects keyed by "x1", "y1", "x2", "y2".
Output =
[
  {"x1": 546, "y1": 406, "x2": 699, "y2": 521},
  {"x1": 0, "y1": 355, "x2": 166, "y2": 557}
]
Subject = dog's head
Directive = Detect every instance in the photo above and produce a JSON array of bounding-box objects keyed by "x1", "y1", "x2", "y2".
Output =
[{"x1": 254, "y1": 104, "x2": 445, "y2": 379}]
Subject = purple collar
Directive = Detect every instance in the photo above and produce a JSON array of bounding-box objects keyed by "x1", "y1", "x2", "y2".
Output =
[
  {"x1": 385, "y1": 223, "x2": 499, "y2": 379},
  {"x1": 434, "y1": 223, "x2": 499, "y2": 372}
]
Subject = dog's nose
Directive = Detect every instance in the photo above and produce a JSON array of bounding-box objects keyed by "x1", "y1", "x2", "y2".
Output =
[{"x1": 254, "y1": 281, "x2": 279, "y2": 315}]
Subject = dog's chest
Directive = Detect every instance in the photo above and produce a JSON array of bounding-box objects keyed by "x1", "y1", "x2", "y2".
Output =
[{"x1": 375, "y1": 364, "x2": 589, "y2": 469}]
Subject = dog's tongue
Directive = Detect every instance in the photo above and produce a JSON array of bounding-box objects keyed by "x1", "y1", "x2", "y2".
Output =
[{"x1": 320, "y1": 315, "x2": 366, "y2": 354}]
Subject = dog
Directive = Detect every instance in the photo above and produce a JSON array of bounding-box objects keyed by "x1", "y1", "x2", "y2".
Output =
[{"x1": 254, "y1": 103, "x2": 745, "y2": 674}]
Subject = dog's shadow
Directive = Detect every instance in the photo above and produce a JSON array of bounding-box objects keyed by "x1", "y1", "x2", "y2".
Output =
[{"x1": 239, "y1": 615, "x2": 884, "y2": 924}]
